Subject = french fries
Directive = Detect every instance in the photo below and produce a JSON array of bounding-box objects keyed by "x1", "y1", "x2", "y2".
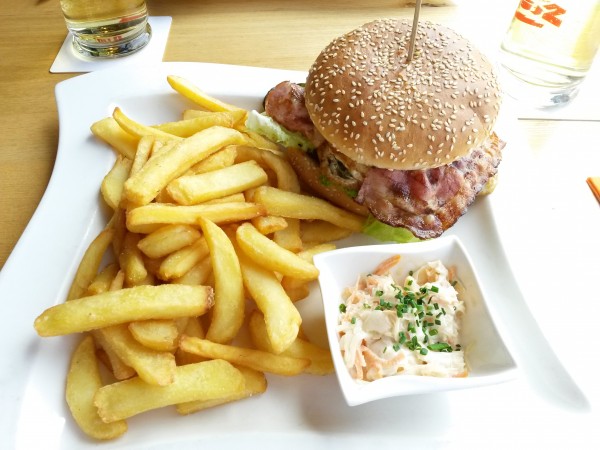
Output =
[
  {"x1": 129, "y1": 319, "x2": 180, "y2": 352},
  {"x1": 94, "y1": 324, "x2": 177, "y2": 386},
  {"x1": 248, "y1": 311, "x2": 334, "y2": 376},
  {"x1": 34, "y1": 284, "x2": 214, "y2": 336},
  {"x1": 113, "y1": 107, "x2": 181, "y2": 144},
  {"x1": 66, "y1": 335, "x2": 128, "y2": 440},
  {"x1": 236, "y1": 222, "x2": 319, "y2": 280},
  {"x1": 253, "y1": 186, "x2": 365, "y2": 232},
  {"x1": 126, "y1": 202, "x2": 265, "y2": 234},
  {"x1": 167, "y1": 160, "x2": 268, "y2": 205},
  {"x1": 123, "y1": 126, "x2": 246, "y2": 206},
  {"x1": 179, "y1": 336, "x2": 309, "y2": 376},
  {"x1": 137, "y1": 224, "x2": 202, "y2": 259},
  {"x1": 94, "y1": 359, "x2": 245, "y2": 422},
  {"x1": 91, "y1": 117, "x2": 137, "y2": 160},
  {"x1": 153, "y1": 111, "x2": 246, "y2": 137},
  {"x1": 101, "y1": 155, "x2": 132, "y2": 210},
  {"x1": 66, "y1": 228, "x2": 115, "y2": 301},
  {"x1": 175, "y1": 365, "x2": 267, "y2": 415},
  {"x1": 199, "y1": 217, "x2": 245, "y2": 344},
  {"x1": 166, "y1": 75, "x2": 245, "y2": 113},
  {"x1": 236, "y1": 243, "x2": 302, "y2": 354},
  {"x1": 33, "y1": 74, "x2": 367, "y2": 441}
]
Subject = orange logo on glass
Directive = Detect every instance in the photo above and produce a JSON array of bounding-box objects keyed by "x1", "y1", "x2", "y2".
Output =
[{"x1": 514, "y1": 0, "x2": 566, "y2": 28}]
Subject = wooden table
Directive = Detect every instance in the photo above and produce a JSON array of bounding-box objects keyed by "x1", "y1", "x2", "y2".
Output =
[{"x1": 1, "y1": 0, "x2": 598, "y2": 269}]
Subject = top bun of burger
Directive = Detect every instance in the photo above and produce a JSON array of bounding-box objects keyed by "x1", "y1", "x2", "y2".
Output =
[{"x1": 304, "y1": 18, "x2": 501, "y2": 170}]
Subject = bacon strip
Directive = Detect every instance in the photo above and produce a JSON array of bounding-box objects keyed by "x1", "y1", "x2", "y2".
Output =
[
  {"x1": 356, "y1": 134, "x2": 505, "y2": 239},
  {"x1": 264, "y1": 81, "x2": 324, "y2": 147}
]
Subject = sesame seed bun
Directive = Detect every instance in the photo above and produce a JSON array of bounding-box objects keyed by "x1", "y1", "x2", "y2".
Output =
[{"x1": 304, "y1": 18, "x2": 501, "y2": 170}]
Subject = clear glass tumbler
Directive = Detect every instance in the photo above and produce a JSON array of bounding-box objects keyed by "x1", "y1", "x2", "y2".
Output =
[
  {"x1": 60, "y1": 0, "x2": 152, "y2": 58},
  {"x1": 498, "y1": 0, "x2": 600, "y2": 107}
]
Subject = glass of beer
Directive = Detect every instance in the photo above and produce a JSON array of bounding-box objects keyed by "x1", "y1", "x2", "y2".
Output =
[
  {"x1": 498, "y1": 0, "x2": 600, "y2": 107},
  {"x1": 60, "y1": 0, "x2": 152, "y2": 58}
]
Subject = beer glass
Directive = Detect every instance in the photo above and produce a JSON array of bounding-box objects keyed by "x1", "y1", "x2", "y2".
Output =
[
  {"x1": 60, "y1": 0, "x2": 152, "y2": 58},
  {"x1": 499, "y1": 0, "x2": 600, "y2": 107}
]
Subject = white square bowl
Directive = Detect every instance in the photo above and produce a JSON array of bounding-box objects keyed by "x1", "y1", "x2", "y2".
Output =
[{"x1": 313, "y1": 235, "x2": 518, "y2": 406}]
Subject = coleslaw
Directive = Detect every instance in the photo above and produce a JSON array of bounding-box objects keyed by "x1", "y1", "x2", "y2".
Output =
[{"x1": 338, "y1": 257, "x2": 467, "y2": 382}]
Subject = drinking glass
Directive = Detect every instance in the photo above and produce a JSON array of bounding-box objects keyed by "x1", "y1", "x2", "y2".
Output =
[
  {"x1": 60, "y1": 0, "x2": 152, "y2": 58},
  {"x1": 498, "y1": 0, "x2": 600, "y2": 107}
]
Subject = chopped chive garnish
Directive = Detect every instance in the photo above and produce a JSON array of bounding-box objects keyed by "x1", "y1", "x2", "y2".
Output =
[
  {"x1": 339, "y1": 303, "x2": 346, "y2": 313},
  {"x1": 428, "y1": 342, "x2": 453, "y2": 352}
]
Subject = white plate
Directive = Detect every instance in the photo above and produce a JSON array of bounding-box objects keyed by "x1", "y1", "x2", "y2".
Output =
[
  {"x1": 0, "y1": 62, "x2": 597, "y2": 449},
  {"x1": 314, "y1": 236, "x2": 517, "y2": 406}
]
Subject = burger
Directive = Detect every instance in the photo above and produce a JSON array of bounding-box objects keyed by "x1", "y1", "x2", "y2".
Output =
[{"x1": 248, "y1": 18, "x2": 505, "y2": 240}]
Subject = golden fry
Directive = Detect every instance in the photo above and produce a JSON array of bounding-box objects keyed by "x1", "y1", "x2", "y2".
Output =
[
  {"x1": 301, "y1": 220, "x2": 353, "y2": 245},
  {"x1": 130, "y1": 135, "x2": 154, "y2": 177},
  {"x1": 34, "y1": 284, "x2": 214, "y2": 336},
  {"x1": 66, "y1": 228, "x2": 115, "y2": 301},
  {"x1": 236, "y1": 245, "x2": 301, "y2": 354},
  {"x1": 94, "y1": 360, "x2": 245, "y2": 422},
  {"x1": 66, "y1": 335, "x2": 128, "y2": 440},
  {"x1": 272, "y1": 218, "x2": 302, "y2": 252},
  {"x1": 172, "y1": 257, "x2": 213, "y2": 286},
  {"x1": 95, "y1": 344, "x2": 136, "y2": 381},
  {"x1": 188, "y1": 145, "x2": 237, "y2": 174},
  {"x1": 203, "y1": 193, "x2": 246, "y2": 204},
  {"x1": 126, "y1": 202, "x2": 264, "y2": 234},
  {"x1": 236, "y1": 222, "x2": 319, "y2": 280},
  {"x1": 198, "y1": 217, "x2": 244, "y2": 344},
  {"x1": 95, "y1": 324, "x2": 176, "y2": 386},
  {"x1": 113, "y1": 107, "x2": 181, "y2": 143},
  {"x1": 167, "y1": 75, "x2": 246, "y2": 113},
  {"x1": 128, "y1": 319, "x2": 181, "y2": 352},
  {"x1": 176, "y1": 366, "x2": 266, "y2": 414},
  {"x1": 179, "y1": 337, "x2": 309, "y2": 376},
  {"x1": 253, "y1": 186, "x2": 365, "y2": 232},
  {"x1": 167, "y1": 160, "x2": 268, "y2": 205},
  {"x1": 123, "y1": 126, "x2": 245, "y2": 206},
  {"x1": 119, "y1": 232, "x2": 148, "y2": 286},
  {"x1": 153, "y1": 111, "x2": 246, "y2": 137},
  {"x1": 137, "y1": 224, "x2": 202, "y2": 259},
  {"x1": 91, "y1": 117, "x2": 138, "y2": 160},
  {"x1": 101, "y1": 155, "x2": 132, "y2": 210},
  {"x1": 248, "y1": 311, "x2": 333, "y2": 375},
  {"x1": 250, "y1": 215, "x2": 288, "y2": 235},
  {"x1": 158, "y1": 237, "x2": 209, "y2": 280},
  {"x1": 86, "y1": 262, "x2": 120, "y2": 296},
  {"x1": 175, "y1": 316, "x2": 207, "y2": 365}
]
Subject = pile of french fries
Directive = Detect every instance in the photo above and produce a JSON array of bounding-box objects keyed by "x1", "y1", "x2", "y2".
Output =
[{"x1": 33, "y1": 75, "x2": 366, "y2": 440}]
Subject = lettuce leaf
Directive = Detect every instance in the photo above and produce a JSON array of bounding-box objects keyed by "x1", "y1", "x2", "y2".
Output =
[
  {"x1": 245, "y1": 110, "x2": 314, "y2": 151},
  {"x1": 362, "y1": 215, "x2": 421, "y2": 243}
]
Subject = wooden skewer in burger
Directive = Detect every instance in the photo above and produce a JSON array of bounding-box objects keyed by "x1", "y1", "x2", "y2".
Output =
[{"x1": 259, "y1": 14, "x2": 505, "y2": 240}]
